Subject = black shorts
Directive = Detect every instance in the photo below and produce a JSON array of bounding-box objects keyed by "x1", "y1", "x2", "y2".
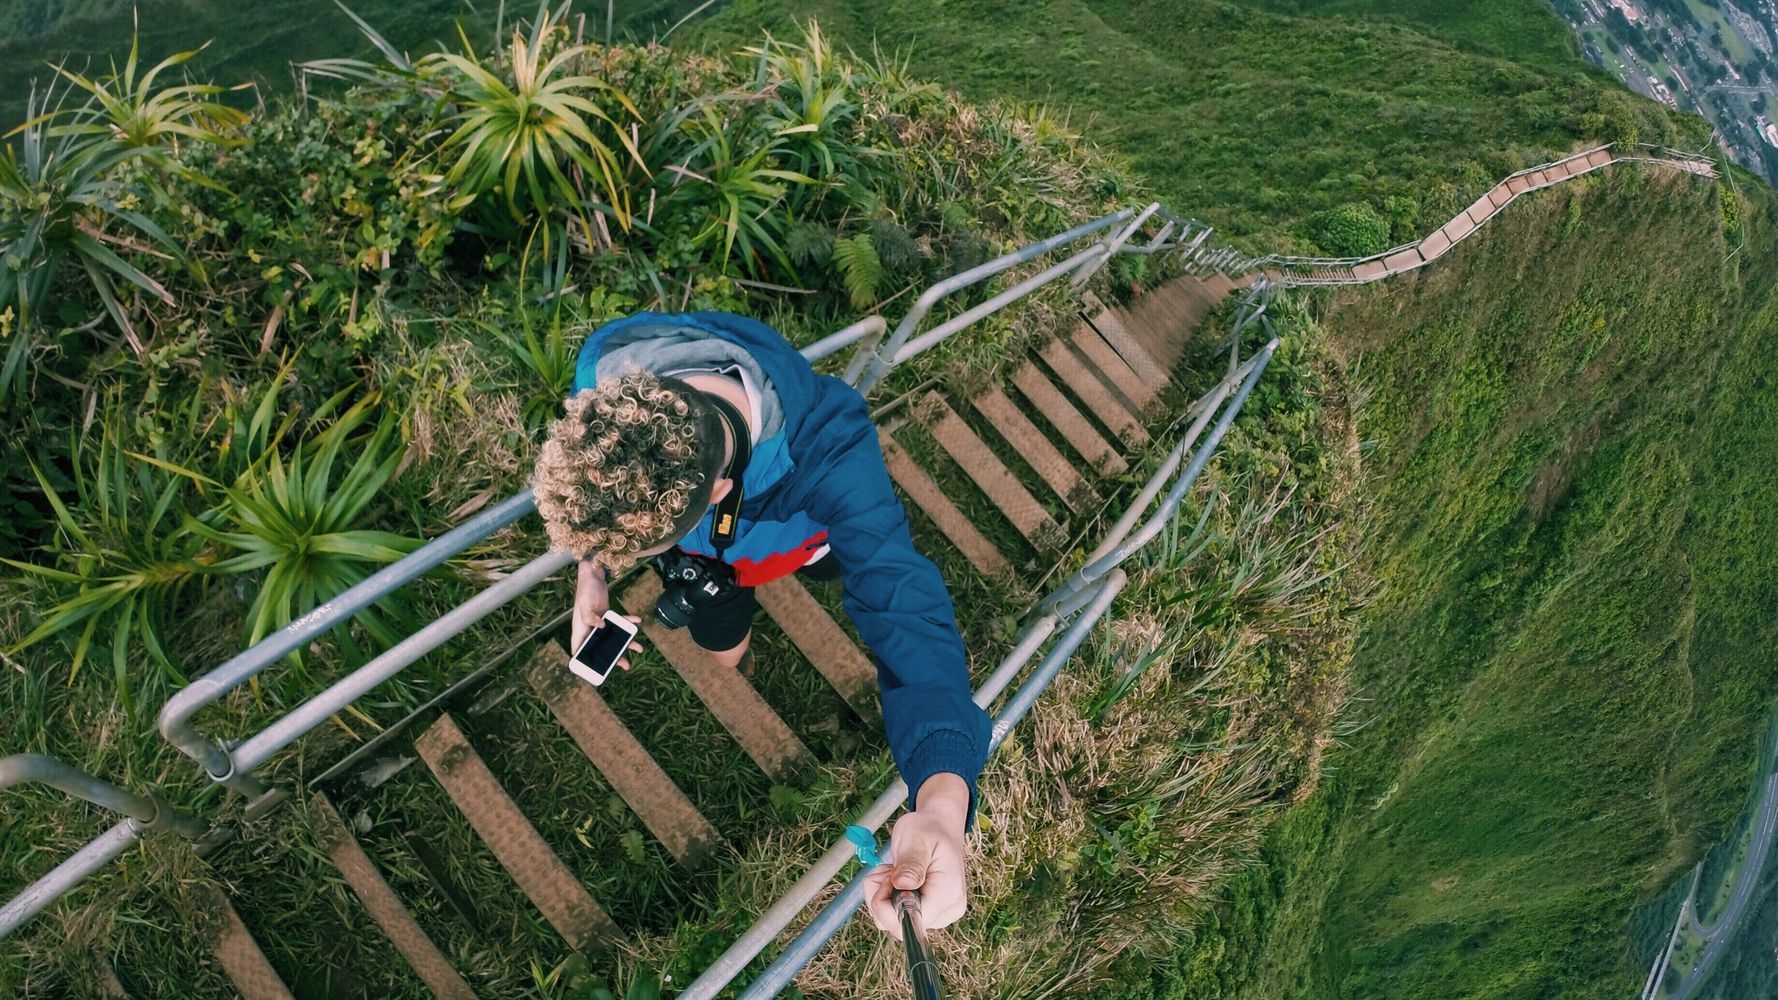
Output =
[{"x1": 686, "y1": 553, "x2": 842, "y2": 652}]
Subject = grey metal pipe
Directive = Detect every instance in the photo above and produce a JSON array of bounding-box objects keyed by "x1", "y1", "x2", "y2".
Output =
[
  {"x1": 852, "y1": 210, "x2": 1133, "y2": 390},
  {"x1": 733, "y1": 573, "x2": 1128, "y2": 999},
  {"x1": 1037, "y1": 339, "x2": 1277, "y2": 613},
  {"x1": 0, "y1": 755, "x2": 156, "y2": 824},
  {"x1": 0, "y1": 820, "x2": 140, "y2": 939},
  {"x1": 891, "y1": 243, "x2": 1114, "y2": 364},
  {"x1": 1069, "y1": 203, "x2": 1159, "y2": 290},
  {"x1": 158, "y1": 489, "x2": 539, "y2": 787},
  {"x1": 1078, "y1": 351, "x2": 1266, "y2": 571},
  {"x1": 675, "y1": 615, "x2": 1060, "y2": 1000},
  {"x1": 232, "y1": 550, "x2": 575, "y2": 774},
  {"x1": 803, "y1": 316, "x2": 886, "y2": 363}
]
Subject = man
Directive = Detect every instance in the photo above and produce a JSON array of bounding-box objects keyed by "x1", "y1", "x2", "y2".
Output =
[{"x1": 530, "y1": 309, "x2": 990, "y2": 939}]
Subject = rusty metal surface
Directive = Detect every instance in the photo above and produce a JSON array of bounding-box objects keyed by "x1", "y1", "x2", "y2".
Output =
[
  {"x1": 755, "y1": 577, "x2": 879, "y2": 718},
  {"x1": 1008, "y1": 363, "x2": 1127, "y2": 477},
  {"x1": 878, "y1": 431, "x2": 1015, "y2": 578},
  {"x1": 917, "y1": 392, "x2": 1065, "y2": 550},
  {"x1": 1083, "y1": 310, "x2": 1171, "y2": 391},
  {"x1": 1069, "y1": 323, "x2": 1159, "y2": 417},
  {"x1": 524, "y1": 643, "x2": 720, "y2": 866},
  {"x1": 307, "y1": 792, "x2": 479, "y2": 1000},
  {"x1": 415, "y1": 714, "x2": 620, "y2": 954},
  {"x1": 1037, "y1": 340, "x2": 1148, "y2": 447},
  {"x1": 618, "y1": 574, "x2": 813, "y2": 783},
  {"x1": 969, "y1": 385, "x2": 1098, "y2": 514},
  {"x1": 195, "y1": 883, "x2": 296, "y2": 1000}
]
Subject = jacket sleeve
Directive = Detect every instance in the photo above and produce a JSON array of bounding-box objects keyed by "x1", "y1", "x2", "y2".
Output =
[{"x1": 796, "y1": 381, "x2": 992, "y2": 823}]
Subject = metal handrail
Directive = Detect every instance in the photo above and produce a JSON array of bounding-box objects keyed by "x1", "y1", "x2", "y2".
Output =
[{"x1": 0, "y1": 755, "x2": 206, "y2": 937}]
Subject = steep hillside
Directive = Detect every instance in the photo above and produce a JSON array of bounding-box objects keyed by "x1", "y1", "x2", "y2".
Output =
[{"x1": 1159, "y1": 167, "x2": 1777, "y2": 998}]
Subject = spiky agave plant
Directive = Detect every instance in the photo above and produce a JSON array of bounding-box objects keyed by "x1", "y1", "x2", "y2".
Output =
[
  {"x1": 0, "y1": 80, "x2": 182, "y2": 387},
  {"x1": 183, "y1": 388, "x2": 425, "y2": 668},
  {"x1": 44, "y1": 8, "x2": 249, "y2": 153},
  {"x1": 421, "y1": 2, "x2": 647, "y2": 240},
  {"x1": 2, "y1": 414, "x2": 206, "y2": 712}
]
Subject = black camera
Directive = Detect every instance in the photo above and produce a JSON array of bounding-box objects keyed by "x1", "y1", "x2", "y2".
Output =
[{"x1": 651, "y1": 550, "x2": 739, "y2": 629}]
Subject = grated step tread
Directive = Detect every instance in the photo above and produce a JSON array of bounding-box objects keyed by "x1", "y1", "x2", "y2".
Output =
[
  {"x1": 1083, "y1": 310, "x2": 1170, "y2": 391},
  {"x1": 918, "y1": 392, "x2": 1065, "y2": 550},
  {"x1": 1036, "y1": 340, "x2": 1148, "y2": 448},
  {"x1": 1009, "y1": 363, "x2": 1127, "y2": 478},
  {"x1": 415, "y1": 714, "x2": 621, "y2": 954},
  {"x1": 308, "y1": 792, "x2": 479, "y2": 1000},
  {"x1": 1070, "y1": 322, "x2": 1160, "y2": 416},
  {"x1": 879, "y1": 430, "x2": 1015, "y2": 578},
  {"x1": 619, "y1": 574, "x2": 814, "y2": 783},
  {"x1": 970, "y1": 385, "x2": 1099, "y2": 514},
  {"x1": 756, "y1": 576, "x2": 880, "y2": 719},
  {"x1": 195, "y1": 883, "x2": 296, "y2": 1000},
  {"x1": 525, "y1": 643, "x2": 721, "y2": 866}
]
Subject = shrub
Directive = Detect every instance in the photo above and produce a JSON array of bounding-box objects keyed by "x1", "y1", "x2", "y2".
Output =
[{"x1": 1309, "y1": 201, "x2": 1392, "y2": 257}]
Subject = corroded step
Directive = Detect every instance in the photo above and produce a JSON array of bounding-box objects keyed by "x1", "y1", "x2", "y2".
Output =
[
  {"x1": 524, "y1": 643, "x2": 720, "y2": 866},
  {"x1": 619, "y1": 573, "x2": 813, "y2": 782},
  {"x1": 879, "y1": 430, "x2": 1015, "y2": 578},
  {"x1": 1009, "y1": 363, "x2": 1127, "y2": 477},
  {"x1": 756, "y1": 576, "x2": 879, "y2": 718},
  {"x1": 308, "y1": 793, "x2": 478, "y2": 1000},
  {"x1": 1069, "y1": 322, "x2": 1160, "y2": 417},
  {"x1": 1037, "y1": 340, "x2": 1148, "y2": 447},
  {"x1": 415, "y1": 714, "x2": 621, "y2": 953},
  {"x1": 1082, "y1": 310, "x2": 1170, "y2": 391},
  {"x1": 970, "y1": 385, "x2": 1098, "y2": 514},
  {"x1": 917, "y1": 392, "x2": 1065, "y2": 550},
  {"x1": 195, "y1": 883, "x2": 295, "y2": 1000}
]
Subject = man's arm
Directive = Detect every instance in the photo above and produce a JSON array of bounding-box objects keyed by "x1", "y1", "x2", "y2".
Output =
[{"x1": 796, "y1": 386, "x2": 992, "y2": 827}]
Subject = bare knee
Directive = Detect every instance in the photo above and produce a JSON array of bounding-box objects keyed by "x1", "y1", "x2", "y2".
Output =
[{"x1": 709, "y1": 631, "x2": 752, "y2": 669}]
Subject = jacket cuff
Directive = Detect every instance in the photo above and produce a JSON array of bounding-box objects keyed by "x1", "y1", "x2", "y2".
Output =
[{"x1": 902, "y1": 729, "x2": 985, "y2": 830}]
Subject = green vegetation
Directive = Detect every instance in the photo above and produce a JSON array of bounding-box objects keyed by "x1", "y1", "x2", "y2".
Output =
[
  {"x1": 1158, "y1": 168, "x2": 1778, "y2": 998},
  {"x1": 3, "y1": 0, "x2": 1773, "y2": 997}
]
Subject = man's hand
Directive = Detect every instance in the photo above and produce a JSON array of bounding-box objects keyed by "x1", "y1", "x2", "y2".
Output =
[
  {"x1": 571, "y1": 560, "x2": 645, "y2": 671},
  {"x1": 572, "y1": 560, "x2": 611, "y2": 651},
  {"x1": 865, "y1": 773, "x2": 970, "y2": 940}
]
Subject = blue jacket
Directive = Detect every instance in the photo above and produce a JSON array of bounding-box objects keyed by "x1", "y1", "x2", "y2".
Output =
[{"x1": 574, "y1": 311, "x2": 991, "y2": 816}]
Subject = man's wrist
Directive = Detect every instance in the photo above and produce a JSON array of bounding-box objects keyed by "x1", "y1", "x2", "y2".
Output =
[{"x1": 913, "y1": 772, "x2": 970, "y2": 832}]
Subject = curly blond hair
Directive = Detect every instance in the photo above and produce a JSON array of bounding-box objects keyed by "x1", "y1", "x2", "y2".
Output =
[{"x1": 532, "y1": 371, "x2": 725, "y2": 570}]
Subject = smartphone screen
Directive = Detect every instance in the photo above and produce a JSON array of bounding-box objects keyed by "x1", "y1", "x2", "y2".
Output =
[{"x1": 569, "y1": 612, "x2": 638, "y2": 687}]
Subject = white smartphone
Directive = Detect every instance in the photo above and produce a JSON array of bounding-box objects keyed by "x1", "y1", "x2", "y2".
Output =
[{"x1": 568, "y1": 610, "x2": 639, "y2": 688}]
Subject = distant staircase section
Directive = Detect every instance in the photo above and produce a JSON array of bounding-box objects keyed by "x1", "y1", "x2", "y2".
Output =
[{"x1": 1232, "y1": 143, "x2": 1721, "y2": 287}]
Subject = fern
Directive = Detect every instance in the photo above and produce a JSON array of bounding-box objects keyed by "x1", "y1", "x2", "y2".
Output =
[
  {"x1": 831, "y1": 234, "x2": 883, "y2": 310},
  {"x1": 786, "y1": 221, "x2": 835, "y2": 267},
  {"x1": 868, "y1": 218, "x2": 922, "y2": 276}
]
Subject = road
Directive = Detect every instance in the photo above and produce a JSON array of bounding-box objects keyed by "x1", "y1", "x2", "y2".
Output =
[{"x1": 1652, "y1": 753, "x2": 1778, "y2": 1000}]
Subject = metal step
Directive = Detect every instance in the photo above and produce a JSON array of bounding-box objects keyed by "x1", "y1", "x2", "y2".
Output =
[
  {"x1": 1036, "y1": 340, "x2": 1148, "y2": 447},
  {"x1": 195, "y1": 882, "x2": 296, "y2": 1000},
  {"x1": 756, "y1": 576, "x2": 879, "y2": 719},
  {"x1": 619, "y1": 574, "x2": 814, "y2": 783},
  {"x1": 415, "y1": 714, "x2": 622, "y2": 954},
  {"x1": 969, "y1": 384, "x2": 1099, "y2": 514},
  {"x1": 917, "y1": 392, "x2": 1065, "y2": 551},
  {"x1": 1069, "y1": 322, "x2": 1160, "y2": 417},
  {"x1": 1008, "y1": 363, "x2": 1127, "y2": 477},
  {"x1": 1081, "y1": 310, "x2": 1170, "y2": 392},
  {"x1": 307, "y1": 792, "x2": 479, "y2": 999},
  {"x1": 879, "y1": 430, "x2": 1015, "y2": 578},
  {"x1": 524, "y1": 643, "x2": 721, "y2": 867}
]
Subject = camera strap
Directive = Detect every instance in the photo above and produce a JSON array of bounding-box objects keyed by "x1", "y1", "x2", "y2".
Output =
[{"x1": 702, "y1": 391, "x2": 751, "y2": 555}]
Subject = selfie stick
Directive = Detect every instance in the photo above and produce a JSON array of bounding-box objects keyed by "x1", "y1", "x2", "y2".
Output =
[
  {"x1": 893, "y1": 889, "x2": 946, "y2": 1000},
  {"x1": 847, "y1": 826, "x2": 947, "y2": 1000}
]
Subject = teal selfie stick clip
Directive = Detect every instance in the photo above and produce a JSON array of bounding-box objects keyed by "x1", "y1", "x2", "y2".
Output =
[{"x1": 845, "y1": 825, "x2": 884, "y2": 867}]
